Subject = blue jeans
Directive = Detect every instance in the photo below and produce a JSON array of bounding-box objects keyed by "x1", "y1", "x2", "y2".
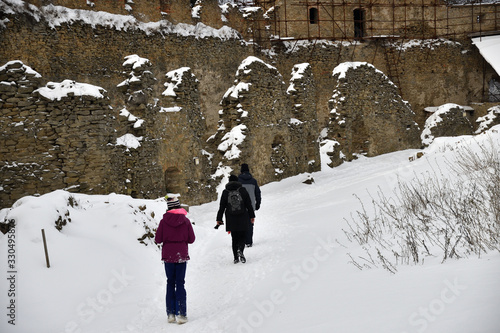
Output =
[{"x1": 164, "y1": 262, "x2": 187, "y2": 316}]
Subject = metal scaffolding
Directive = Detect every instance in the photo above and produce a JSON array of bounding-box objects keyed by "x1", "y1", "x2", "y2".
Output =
[
  {"x1": 244, "y1": 0, "x2": 500, "y2": 101},
  {"x1": 249, "y1": 0, "x2": 500, "y2": 42}
]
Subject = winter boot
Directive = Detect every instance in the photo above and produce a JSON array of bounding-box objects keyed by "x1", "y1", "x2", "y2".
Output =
[
  {"x1": 177, "y1": 315, "x2": 188, "y2": 325},
  {"x1": 238, "y1": 249, "x2": 246, "y2": 263},
  {"x1": 168, "y1": 314, "x2": 176, "y2": 323}
]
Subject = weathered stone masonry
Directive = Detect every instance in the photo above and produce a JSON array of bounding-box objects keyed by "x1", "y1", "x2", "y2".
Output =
[
  {"x1": 0, "y1": 61, "x2": 119, "y2": 206},
  {"x1": 1, "y1": 2, "x2": 499, "y2": 209},
  {"x1": 328, "y1": 63, "x2": 421, "y2": 160},
  {"x1": 208, "y1": 57, "x2": 321, "y2": 185}
]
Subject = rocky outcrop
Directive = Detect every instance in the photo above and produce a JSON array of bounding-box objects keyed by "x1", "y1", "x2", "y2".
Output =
[{"x1": 327, "y1": 62, "x2": 421, "y2": 161}]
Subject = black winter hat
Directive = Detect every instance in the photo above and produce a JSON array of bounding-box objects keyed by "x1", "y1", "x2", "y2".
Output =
[
  {"x1": 229, "y1": 174, "x2": 238, "y2": 182},
  {"x1": 241, "y1": 163, "x2": 250, "y2": 173}
]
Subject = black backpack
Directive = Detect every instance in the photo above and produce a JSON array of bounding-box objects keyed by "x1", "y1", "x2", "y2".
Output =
[{"x1": 227, "y1": 188, "x2": 244, "y2": 215}]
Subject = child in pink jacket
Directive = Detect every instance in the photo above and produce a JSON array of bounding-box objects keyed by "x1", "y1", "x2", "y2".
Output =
[{"x1": 155, "y1": 196, "x2": 195, "y2": 325}]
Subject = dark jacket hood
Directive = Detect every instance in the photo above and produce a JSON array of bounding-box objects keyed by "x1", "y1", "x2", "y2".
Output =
[
  {"x1": 225, "y1": 180, "x2": 242, "y2": 191},
  {"x1": 239, "y1": 172, "x2": 253, "y2": 181}
]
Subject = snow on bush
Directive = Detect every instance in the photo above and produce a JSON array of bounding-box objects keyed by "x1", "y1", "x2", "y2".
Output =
[{"x1": 345, "y1": 128, "x2": 500, "y2": 273}]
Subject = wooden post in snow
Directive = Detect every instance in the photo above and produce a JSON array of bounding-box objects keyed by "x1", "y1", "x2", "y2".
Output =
[{"x1": 41, "y1": 229, "x2": 50, "y2": 268}]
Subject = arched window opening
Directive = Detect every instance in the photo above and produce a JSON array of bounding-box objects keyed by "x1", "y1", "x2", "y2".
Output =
[
  {"x1": 309, "y1": 8, "x2": 319, "y2": 25},
  {"x1": 354, "y1": 8, "x2": 365, "y2": 38}
]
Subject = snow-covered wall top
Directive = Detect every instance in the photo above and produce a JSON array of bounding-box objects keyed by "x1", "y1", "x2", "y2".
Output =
[
  {"x1": 0, "y1": 59, "x2": 41, "y2": 77},
  {"x1": 333, "y1": 62, "x2": 387, "y2": 81},
  {"x1": 0, "y1": 0, "x2": 242, "y2": 40},
  {"x1": 235, "y1": 56, "x2": 278, "y2": 76},
  {"x1": 35, "y1": 79, "x2": 106, "y2": 101}
]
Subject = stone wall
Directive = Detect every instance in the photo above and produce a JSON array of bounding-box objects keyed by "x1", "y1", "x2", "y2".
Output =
[
  {"x1": 160, "y1": 0, "x2": 193, "y2": 24},
  {"x1": 115, "y1": 54, "x2": 166, "y2": 199},
  {"x1": 0, "y1": 55, "x2": 218, "y2": 208},
  {"x1": 0, "y1": 61, "x2": 120, "y2": 207},
  {"x1": 21, "y1": 0, "x2": 250, "y2": 33},
  {"x1": 327, "y1": 62, "x2": 421, "y2": 160},
  {"x1": 194, "y1": 0, "x2": 223, "y2": 29},
  {"x1": 421, "y1": 104, "x2": 474, "y2": 146},
  {"x1": 19, "y1": 0, "x2": 500, "y2": 42},
  {"x1": 286, "y1": 63, "x2": 321, "y2": 172},
  {"x1": 1, "y1": 2, "x2": 499, "y2": 209},
  {"x1": 271, "y1": 38, "x2": 495, "y2": 129},
  {"x1": 1, "y1": 2, "x2": 494, "y2": 131},
  {"x1": 207, "y1": 56, "x2": 320, "y2": 185},
  {"x1": 0, "y1": 8, "x2": 251, "y2": 132},
  {"x1": 158, "y1": 66, "x2": 216, "y2": 204}
]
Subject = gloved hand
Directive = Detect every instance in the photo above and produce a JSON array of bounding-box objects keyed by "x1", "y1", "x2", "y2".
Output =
[{"x1": 255, "y1": 203, "x2": 260, "y2": 211}]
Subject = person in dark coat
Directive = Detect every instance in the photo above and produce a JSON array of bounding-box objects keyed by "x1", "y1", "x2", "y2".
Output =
[
  {"x1": 238, "y1": 163, "x2": 261, "y2": 247},
  {"x1": 155, "y1": 196, "x2": 195, "y2": 325},
  {"x1": 216, "y1": 174, "x2": 255, "y2": 264}
]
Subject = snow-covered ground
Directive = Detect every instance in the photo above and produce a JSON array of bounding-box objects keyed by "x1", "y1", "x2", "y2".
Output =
[{"x1": 1, "y1": 127, "x2": 500, "y2": 333}]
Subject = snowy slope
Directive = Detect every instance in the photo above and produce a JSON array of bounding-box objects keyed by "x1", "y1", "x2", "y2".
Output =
[{"x1": 1, "y1": 128, "x2": 500, "y2": 333}]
